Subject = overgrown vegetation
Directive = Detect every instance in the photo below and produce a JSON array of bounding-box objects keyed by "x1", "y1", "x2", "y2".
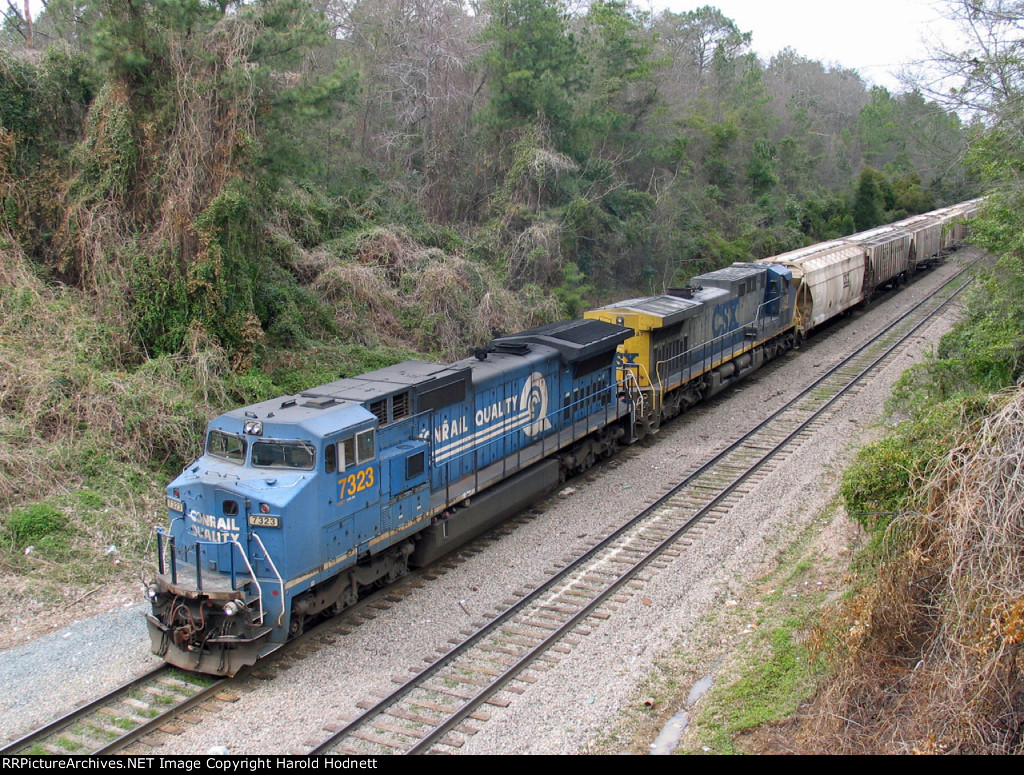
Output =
[
  {"x1": 812, "y1": 389, "x2": 1024, "y2": 754},
  {"x1": 0, "y1": 0, "x2": 975, "y2": 635}
]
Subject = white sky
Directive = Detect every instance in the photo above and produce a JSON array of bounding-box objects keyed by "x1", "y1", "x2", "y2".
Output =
[
  {"x1": 21, "y1": 0, "x2": 964, "y2": 93},
  {"x1": 654, "y1": 0, "x2": 963, "y2": 92}
]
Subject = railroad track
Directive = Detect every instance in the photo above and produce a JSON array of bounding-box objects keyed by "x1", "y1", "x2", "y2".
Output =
[
  {"x1": 0, "y1": 666, "x2": 228, "y2": 755},
  {"x1": 1, "y1": 510, "x2": 558, "y2": 755},
  {"x1": 307, "y1": 265, "x2": 974, "y2": 755}
]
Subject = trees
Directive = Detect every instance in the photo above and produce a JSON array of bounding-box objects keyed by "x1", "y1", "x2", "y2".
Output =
[
  {"x1": 330, "y1": 0, "x2": 484, "y2": 216},
  {"x1": 852, "y1": 167, "x2": 883, "y2": 230},
  {"x1": 0, "y1": 0, "x2": 358, "y2": 363},
  {"x1": 481, "y1": 0, "x2": 586, "y2": 151},
  {"x1": 0, "y1": 0, "x2": 973, "y2": 353},
  {"x1": 655, "y1": 5, "x2": 750, "y2": 91},
  {"x1": 577, "y1": 0, "x2": 658, "y2": 158}
]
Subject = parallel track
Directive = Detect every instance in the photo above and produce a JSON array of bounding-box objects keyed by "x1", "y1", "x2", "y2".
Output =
[
  {"x1": 309, "y1": 265, "x2": 974, "y2": 755},
  {"x1": 0, "y1": 666, "x2": 228, "y2": 755}
]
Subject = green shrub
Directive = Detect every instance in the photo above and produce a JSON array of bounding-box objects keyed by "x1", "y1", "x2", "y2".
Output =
[
  {"x1": 841, "y1": 396, "x2": 984, "y2": 533},
  {"x1": 4, "y1": 503, "x2": 67, "y2": 545},
  {"x1": 840, "y1": 436, "x2": 916, "y2": 530}
]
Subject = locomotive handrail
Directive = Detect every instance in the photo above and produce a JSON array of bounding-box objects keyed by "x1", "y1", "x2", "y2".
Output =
[
  {"x1": 620, "y1": 369, "x2": 646, "y2": 429},
  {"x1": 653, "y1": 299, "x2": 772, "y2": 395},
  {"x1": 249, "y1": 531, "x2": 284, "y2": 627},
  {"x1": 155, "y1": 527, "x2": 265, "y2": 620},
  {"x1": 155, "y1": 517, "x2": 184, "y2": 583},
  {"x1": 224, "y1": 538, "x2": 264, "y2": 623}
]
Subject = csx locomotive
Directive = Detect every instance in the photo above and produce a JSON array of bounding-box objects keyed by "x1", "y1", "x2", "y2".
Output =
[{"x1": 146, "y1": 199, "x2": 980, "y2": 675}]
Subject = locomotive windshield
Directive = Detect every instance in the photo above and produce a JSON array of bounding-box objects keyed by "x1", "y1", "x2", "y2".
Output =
[
  {"x1": 206, "y1": 430, "x2": 246, "y2": 463},
  {"x1": 251, "y1": 440, "x2": 316, "y2": 470}
]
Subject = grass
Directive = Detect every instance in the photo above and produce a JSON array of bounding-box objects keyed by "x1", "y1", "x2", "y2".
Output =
[
  {"x1": 85, "y1": 723, "x2": 118, "y2": 742},
  {"x1": 687, "y1": 621, "x2": 817, "y2": 754},
  {"x1": 55, "y1": 736, "x2": 83, "y2": 752},
  {"x1": 675, "y1": 515, "x2": 839, "y2": 755},
  {"x1": 169, "y1": 668, "x2": 217, "y2": 687}
]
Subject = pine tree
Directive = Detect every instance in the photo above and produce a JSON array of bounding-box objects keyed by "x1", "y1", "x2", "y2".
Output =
[
  {"x1": 481, "y1": 0, "x2": 586, "y2": 150},
  {"x1": 853, "y1": 167, "x2": 882, "y2": 230}
]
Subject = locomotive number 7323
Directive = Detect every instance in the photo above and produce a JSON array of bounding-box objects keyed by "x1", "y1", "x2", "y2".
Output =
[{"x1": 340, "y1": 467, "x2": 375, "y2": 499}]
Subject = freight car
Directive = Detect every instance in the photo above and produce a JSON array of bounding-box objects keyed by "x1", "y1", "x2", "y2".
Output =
[
  {"x1": 145, "y1": 199, "x2": 979, "y2": 675},
  {"x1": 845, "y1": 225, "x2": 914, "y2": 297},
  {"x1": 890, "y1": 213, "x2": 944, "y2": 270},
  {"x1": 756, "y1": 239, "x2": 865, "y2": 338}
]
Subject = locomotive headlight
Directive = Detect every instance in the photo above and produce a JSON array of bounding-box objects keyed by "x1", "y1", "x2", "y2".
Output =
[
  {"x1": 223, "y1": 599, "x2": 245, "y2": 617},
  {"x1": 260, "y1": 503, "x2": 270, "y2": 514},
  {"x1": 146, "y1": 583, "x2": 159, "y2": 600},
  {"x1": 244, "y1": 420, "x2": 263, "y2": 436}
]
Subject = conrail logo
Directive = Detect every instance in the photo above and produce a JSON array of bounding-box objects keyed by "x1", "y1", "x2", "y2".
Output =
[
  {"x1": 188, "y1": 509, "x2": 241, "y2": 543},
  {"x1": 520, "y1": 371, "x2": 551, "y2": 437},
  {"x1": 426, "y1": 372, "x2": 552, "y2": 463}
]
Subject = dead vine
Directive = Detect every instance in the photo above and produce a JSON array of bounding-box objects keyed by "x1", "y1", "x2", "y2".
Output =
[{"x1": 809, "y1": 386, "x2": 1024, "y2": 754}]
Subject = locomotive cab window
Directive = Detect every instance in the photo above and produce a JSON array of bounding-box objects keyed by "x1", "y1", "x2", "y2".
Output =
[
  {"x1": 356, "y1": 430, "x2": 375, "y2": 463},
  {"x1": 207, "y1": 431, "x2": 246, "y2": 463},
  {"x1": 338, "y1": 430, "x2": 375, "y2": 471},
  {"x1": 252, "y1": 440, "x2": 315, "y2": 470}
]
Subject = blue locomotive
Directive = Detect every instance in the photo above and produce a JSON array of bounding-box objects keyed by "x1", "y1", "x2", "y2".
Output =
[
  {"x1": 146, "y1": 200, "x2": 976, "y2": 675},
  {"x1": 146, "y1": 318, "x2": 634, "y2": 675}
]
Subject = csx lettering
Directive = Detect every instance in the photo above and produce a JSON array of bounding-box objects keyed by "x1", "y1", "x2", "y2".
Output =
[
  {"x1": 340, "y1": 467, "x2": 375, "y2": 499},
  {"x1": 711, "y1": 299, "x2": 740, "y2": 338},
  {"x1": 616, "y1": 352, "x2": 639, "y2": 366}
]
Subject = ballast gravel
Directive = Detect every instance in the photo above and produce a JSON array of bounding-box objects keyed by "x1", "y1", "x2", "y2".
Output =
[{"x1": 0, "y1": 257, "x2": 970, "y2": 753}]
